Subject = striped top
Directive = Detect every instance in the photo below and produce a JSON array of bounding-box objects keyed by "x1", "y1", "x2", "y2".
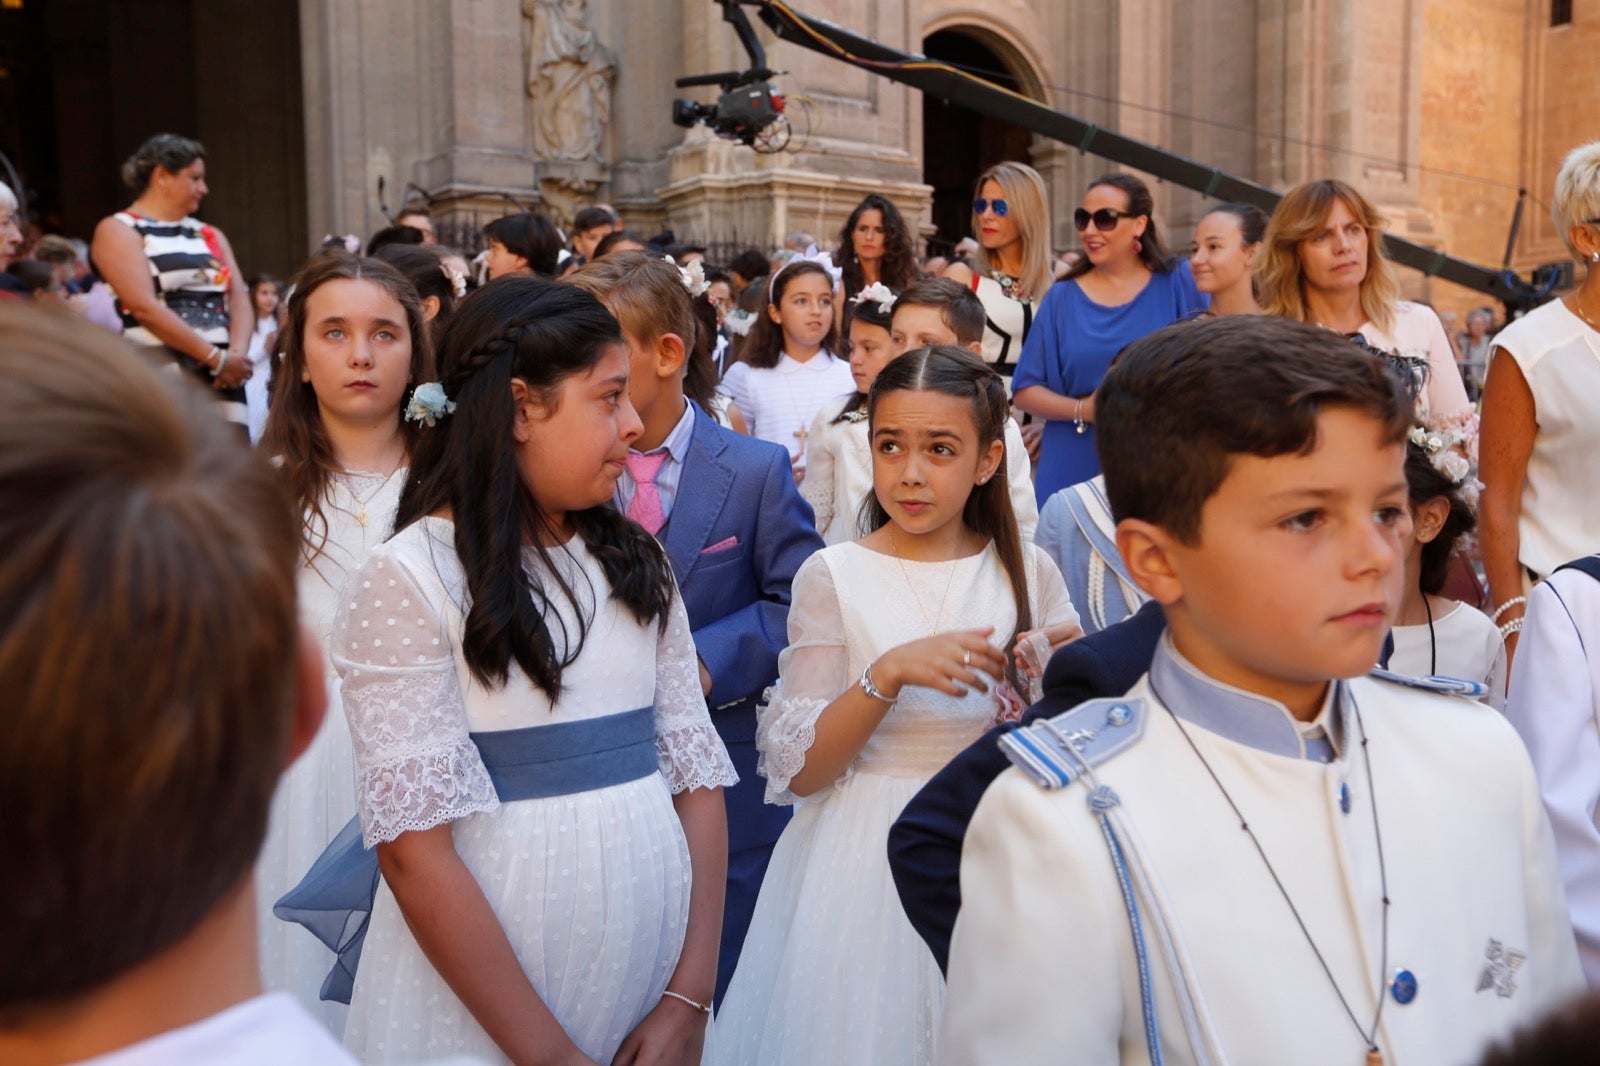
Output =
[{"x1": 110, "y1": 211, "x2": 232, "y2": 351}]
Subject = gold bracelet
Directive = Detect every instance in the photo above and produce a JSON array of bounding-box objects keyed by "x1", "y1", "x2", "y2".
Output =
[{"x1": 661, "y1": 989, "x2": 712, "y2": 1015}]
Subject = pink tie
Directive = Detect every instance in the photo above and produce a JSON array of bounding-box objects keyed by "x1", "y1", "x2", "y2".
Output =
[{"x1": 625, "y1": 450, "x2": 668, "y2": 535}]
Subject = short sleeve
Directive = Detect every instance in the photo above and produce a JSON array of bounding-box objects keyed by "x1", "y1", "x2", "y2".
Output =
[
  {"x1": 332, "y1": 550, "x2": 498, "y2": 846},
  {"x1": 755, "y1": 552, "x2": 851, "y2": 804},
  {"x1": 652, "y1": 586, "x2": 740, "y2": 793},
  {"x1": 721, "y1": 362, "x2": 754, "y2": 433},
  {"x1": 1011, "y1": 285, "x2": 1063, "y2": 394}
]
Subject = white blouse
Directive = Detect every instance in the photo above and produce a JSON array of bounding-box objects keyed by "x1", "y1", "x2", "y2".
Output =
[
  {"x1": 1388, "y1": 599, "x2": 1506, "y2": 709},
  {"x1": 1358, "y1": 300, "x2": 1474, "y2": 426},
  {"x1": 720, "y1": 351, "x2": 856, "y2": 463}
]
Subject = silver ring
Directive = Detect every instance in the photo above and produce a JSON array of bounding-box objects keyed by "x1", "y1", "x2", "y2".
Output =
[{"x1": 963, "y1": 650, "x2": 972, "y2": 667}]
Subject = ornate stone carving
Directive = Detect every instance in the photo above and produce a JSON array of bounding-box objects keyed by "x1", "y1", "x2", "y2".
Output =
[{"x1": 524, "y1": 0, "x2": 615, "y2": 166}]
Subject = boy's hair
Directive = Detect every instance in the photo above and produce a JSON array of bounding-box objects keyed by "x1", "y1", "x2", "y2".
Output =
[
  {"x1": 1096, "y1": 316, "x2": 1411, "y2": 544},
  {"x1": 864, "y1": 345, "x2": 1031, "y2": 689},
  {"x1": 395, "y1": 276, "x2": 675, "y2": 699},
  {"x1": 1404, "y1": 439, "x2": 1476, "y2": 595},
  {"x1": 0, "y1": 304, "x2": 300, "y2": 1019},
  {"x1": 893, "y1": 278, "x2": 986, "y2": 347},
  {"x1": 566, "y1": 251, "x2": 719, "y2": 415},
  {"x1": 740, "y1": 260, "x2": 839, "y2": 370},
  {"x1": 729, "y1": 248, "x2": 769, "y2": 284},
  {"x1": 260, "y1": 254, "x2": 432, "y2": 562},
  {"x1": 572, "y1": 205, "x2": 615, "y2": 236},
  {"x1": 593, "y1": 229, "x2": 648, "y2": 259},
  {"x1": 483, "y1": 211, "x2": 563, "y2": 277}
]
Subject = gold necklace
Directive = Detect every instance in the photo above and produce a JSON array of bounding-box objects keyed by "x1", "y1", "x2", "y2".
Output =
[
  {"x1": 1568, "y1": 295, "x2": 1600, "y2": 333},
  {"x1": 887, "y1": 527, "x2": 965, "y2": 636},
  {"x1": 341, "y1": 469, "x2": 398, "y2": 528}
]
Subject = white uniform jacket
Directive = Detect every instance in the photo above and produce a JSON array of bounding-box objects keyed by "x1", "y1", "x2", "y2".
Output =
[{"x1": 938, "y1": 638, "x2": 1583, "y2": 1066}]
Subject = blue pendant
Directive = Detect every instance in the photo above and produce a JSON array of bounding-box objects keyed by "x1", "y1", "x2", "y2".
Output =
[
  {"x1": 1391, "y1": 969, "x2": 1418, "y2": 1005},
  {"x1": 1339, "y1": 782, "x2": 1352, "y2": 814}
]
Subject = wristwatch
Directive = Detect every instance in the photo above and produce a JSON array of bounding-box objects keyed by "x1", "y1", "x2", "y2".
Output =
[{"x1": 859, "y1": 663, "x2": 893, "y2": 703}]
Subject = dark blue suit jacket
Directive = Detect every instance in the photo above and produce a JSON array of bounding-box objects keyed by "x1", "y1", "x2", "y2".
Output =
[{"x1": 659, "y1": 405, "x2": 824, "y2": 849}]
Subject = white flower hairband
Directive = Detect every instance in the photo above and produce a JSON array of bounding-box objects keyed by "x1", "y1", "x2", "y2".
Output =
[
  {"x1": 852, "y1": 281, "x2": 896, "y2": 314},
  {"x1": 440, "y1": 262, "x2": 467, "y2": 299},
  {"x1": 1407, "y1": 410, "x2": 1478, "y2": 487},
  {"x1": 723, "y1": 309, "x2": 757, "y2": 336},
  {"x1": 769, "y1": 244, "x2": 843, "y2": 300},
  {"x1": 666, "y1": 255, "x2": 710, "y2": 297},
  {"x1": 405, "y1": 382, "x2": 456, "y2": 427}
]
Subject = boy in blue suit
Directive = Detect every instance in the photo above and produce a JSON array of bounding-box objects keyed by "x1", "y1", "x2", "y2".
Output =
[{"x1": 570, "y1": 255, "x2": 824, "y2": 1002}]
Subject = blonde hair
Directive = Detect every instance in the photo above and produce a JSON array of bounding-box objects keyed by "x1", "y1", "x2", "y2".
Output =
[
  {"x1": 971, "y1": 161, "x2": 1054, "y2": 300},
  {"x1": 1552, "y1": 141, "x2": 1600, "y2": 258},
  {"x1": 1257, "y1": 179, "x2": 1400, "y2": 334}
]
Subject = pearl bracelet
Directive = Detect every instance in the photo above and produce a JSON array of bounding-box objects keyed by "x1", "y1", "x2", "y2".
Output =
[
  {"x1": 206, "y1": 346, "x2": 229, "y2": 378},
  {"x1": 1490, "y1": 596, "x2": 1527, "y2": 623},
  {"x1": 661, "y1": 989, "x2": 712, "y2": 1015},
  {"x1": 1498, "y1": 617, "x2": 1524, "y2": 639}
]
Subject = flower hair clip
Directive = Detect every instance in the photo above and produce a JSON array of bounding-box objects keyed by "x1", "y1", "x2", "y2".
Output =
[
  {"x1": 1407, "y1": 412, "x2": 1477, "y2": 487},
  {"x1": 666, "y1": 255, "x2": 710, "y2": 298},
  {"x1": 405, "y1": 382, "x2": 457, "y2": 427},
  {"x1": 440, "y1": 261, "x2": 467, "y2": 299},
  {"x1": 770, "y1": 244, "x2": 844, "y2": 299},
  {"x1": 852, "y1": 282, "x2": 896, "y2": 314},
  {"x1": 723, "y1": 309, "x2": 757, "y2": 337}
]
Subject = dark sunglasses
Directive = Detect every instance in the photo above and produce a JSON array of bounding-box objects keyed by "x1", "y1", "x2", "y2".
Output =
[
  {"x1": 972, "y1": 198, "x2": 1009, "y2": 217},
  {"x1": 1074, "y1": 207, "x2": 1137, "y2": 232}
]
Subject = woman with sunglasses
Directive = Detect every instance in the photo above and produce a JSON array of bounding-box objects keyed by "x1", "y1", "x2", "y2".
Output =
[
  {"x1": 1012, "y1": 172, "x2": 1206, "y2": 503},
  {"x1": 1257, "y1": 178, "x2": 1470, "y2": 426},
  {"x1": 944, "y1": 163, "x2": 1056, "y2": 384}
]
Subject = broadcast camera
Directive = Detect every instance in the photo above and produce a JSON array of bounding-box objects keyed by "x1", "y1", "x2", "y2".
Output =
[{"x1": 671, "y1": 72, "x2": 787, "y2": 150}]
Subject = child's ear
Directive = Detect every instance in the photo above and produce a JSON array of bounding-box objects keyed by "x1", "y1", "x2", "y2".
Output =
[
  {"x1": 768, "y1": 302, "x2": 783, "y2": 326},
  {"x1": 965, "y1": 340, "x2": 983, "y2": 357},
  {"x1": 284, "y1": 625, "x2": 329, "y2": 771},
  {"x1": 657, "y1": 332, "x2": 688, "y2": 380},
  {"x1": 1412, "y1": 496, "x2": 1450, "y2": 545},
  {"x1": 510, "y1": 377, "x2": 538, "y2": 443},
  {"x1": 976, "y1": 437, "x2": 1005, "y2": 485},
  {"x1": 1117, "y1": 519, "x2": 1184, "y2": 605}
]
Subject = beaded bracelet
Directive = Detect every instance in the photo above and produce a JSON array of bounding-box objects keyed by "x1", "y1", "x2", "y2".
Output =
[
  {"x1": 662, "y1": 989, "x2": 712, "y2": 1015},
  {"x1": 1498, "y1": 617, "x2": 1524, "y2": 639},
  {"x1": 1490, "y1": 596, "x2": 1527, "y2": 623}
]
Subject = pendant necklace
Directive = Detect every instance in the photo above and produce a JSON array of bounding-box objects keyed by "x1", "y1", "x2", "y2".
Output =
[
  {"x1": 1154, "y1": 680, "x2": 1392, "y2": 1065},
  {"x1": 888, "y1": 527, "x2": 962, "y2": 636},
  {"x1": 342, "y1": 469, "x2": 398, "y2": 528}
]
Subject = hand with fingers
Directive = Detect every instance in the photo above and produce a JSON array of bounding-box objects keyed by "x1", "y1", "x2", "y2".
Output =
[{"x1": 871, "y1": 627, "x2": 1007, "y2": 701}]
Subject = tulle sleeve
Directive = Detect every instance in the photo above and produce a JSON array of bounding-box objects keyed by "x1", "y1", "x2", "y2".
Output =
[
  {"x1": 331, "y1": 550, "x2": 499, "y2": 847},
  {"x1": 755, "y1": 552, "x2": 851, "y2": 805},
  {"x1": 1029, "y1": 542, "x2": 1081, "y2": 631},
  {"x1": 652, "y1": 586, "x2": 740, "y2": 793}
]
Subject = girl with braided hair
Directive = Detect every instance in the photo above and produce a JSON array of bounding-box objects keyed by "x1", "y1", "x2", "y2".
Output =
[{"x1": 287, "y1": 275, "x2": 738, "y2": 1064}]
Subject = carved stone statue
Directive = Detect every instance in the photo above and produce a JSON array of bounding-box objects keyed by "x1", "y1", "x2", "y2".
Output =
[{"x1": 524, "y1": 0, "x2": 615, "y2": 164}]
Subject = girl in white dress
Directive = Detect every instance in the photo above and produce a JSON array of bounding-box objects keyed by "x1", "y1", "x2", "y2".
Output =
[
  {"x1": 803, "y1": 284, "x2": 898, "y2": 543},
  {"x1": 255, "y1": 254, "x2": 430, "y2": 1034},
  {"x1": 283, "y1": 277, "x2": 738, "y2": 1065},
  {"x1": 711, "y1": 346, "x2": 1082, "y2": 1066},
  {"x1": 1388, "y1": 415, "x2": 1506, "y2": 706},
  {"x1": 719, "y1": 258, "x2": 855, "y2": 480}
]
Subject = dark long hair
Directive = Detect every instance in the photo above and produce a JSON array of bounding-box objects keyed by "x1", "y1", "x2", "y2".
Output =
[
  {"x1": 260, "y1": 254, "x2": 431, "y2": 563},
  {"x1": 837, "y1": 194, "x2": 917, "y2": 297},
  {"x1": 833, "y1": 296, "x2": 894, "y2": 424},
  {"x1": 862, "y1": 345, "x2": 1032, "y2": 689},
  {"x1": 1404, "y1": 443, "x2": 1476, "y2": 596},
  {"x1": 742, "y1": 260, "x2": 839, "y2": 370},
  {"x1": 395, "y1": 276, "x2": 675, "y2": 698},
  {"x1": 1065, "y1": 172, "x2": 1177, "y2": 280}
]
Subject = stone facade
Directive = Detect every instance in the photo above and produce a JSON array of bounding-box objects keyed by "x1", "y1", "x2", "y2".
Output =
[{"x1": 295, "y1": 0, "x2": 1597, "y2": 314}]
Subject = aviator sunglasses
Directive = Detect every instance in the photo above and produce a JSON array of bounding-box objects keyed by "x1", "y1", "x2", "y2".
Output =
[
  {"x1": 972, "y1": 197, "x2": 1008, "y2": 217},
  {"x1": 1074, "y1": 207, "x2": 1137, "y2": 232}
]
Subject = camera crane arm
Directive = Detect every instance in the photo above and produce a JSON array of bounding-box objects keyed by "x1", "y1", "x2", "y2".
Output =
[{"x1": 726, "y1": 0, "x2": 1543, "y2": 313}]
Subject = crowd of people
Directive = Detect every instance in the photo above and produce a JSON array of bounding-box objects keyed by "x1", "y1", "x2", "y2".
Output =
[{"x1": 5, "y1": 129, "x2": 1600, "y2": 1066}]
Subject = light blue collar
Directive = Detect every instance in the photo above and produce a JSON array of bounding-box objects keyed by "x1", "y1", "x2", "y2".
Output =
[
  {"x1": 635, "y1": 399, "x2": 696, "y2": 464},
  {"x1": 1148, "y1": 635, "x2": 1348, "y2": 762}
]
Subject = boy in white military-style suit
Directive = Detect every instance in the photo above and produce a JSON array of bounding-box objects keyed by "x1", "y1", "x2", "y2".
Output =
[{"x1": 937, "y1": 317, "x2": 1584, "y2": 1066}]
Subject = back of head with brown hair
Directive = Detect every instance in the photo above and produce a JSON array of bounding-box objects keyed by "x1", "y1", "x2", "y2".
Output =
[
  {"x1": 1095, "y1": 315, "x2": 1411, "y2": 545},
  {"x1": 0, "y1": 304, "x2": 301, "y2": 1021},
  {"x1": 893, "y1": 277, "x2": 987, "y2": 347}
]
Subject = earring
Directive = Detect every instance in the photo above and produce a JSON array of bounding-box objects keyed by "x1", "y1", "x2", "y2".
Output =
[
  {"x1": 1591, "y1": 252, "x2": 1600, "y2": 263},
  {"x1": 1133, "y1": 238, "x2": 1143, "y2": 254}
]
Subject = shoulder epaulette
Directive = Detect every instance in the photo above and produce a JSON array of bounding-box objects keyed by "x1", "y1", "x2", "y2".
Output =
[
  {"x1": 999, "y1": 697, "x2": 1146, "y2": 790},
  {"x1": 1367, "y1": 667, "x2": 1488, "y2": 699}
]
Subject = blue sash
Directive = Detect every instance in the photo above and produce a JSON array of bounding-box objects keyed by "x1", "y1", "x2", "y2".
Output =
[{"x1": 273, "y1": 705, "x2": 658, "y2": 1004}]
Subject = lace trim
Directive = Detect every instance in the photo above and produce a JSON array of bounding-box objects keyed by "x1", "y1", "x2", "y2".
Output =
[
  {"x1": 341, "y1": 668, "x2": 461, "y2": 761},
  {"x1": 357, "y1": 737, "x2": 500, "y2": 846},
  {"x1": 802, "y1": 476, "x2": 836, "y2": 539},
  {"x1": 755, "y1": 688, "x2": 833, "y2": 806},
  {"x1": 655, "y1": 722, "x2": 740, "y2": 794}
]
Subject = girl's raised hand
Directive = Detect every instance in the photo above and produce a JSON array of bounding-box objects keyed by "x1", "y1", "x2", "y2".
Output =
[{"x1": 874, "y1": 627, "x2": 1007, "y2": 699}]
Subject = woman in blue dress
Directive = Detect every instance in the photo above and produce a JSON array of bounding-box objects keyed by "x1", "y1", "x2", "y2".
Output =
[{"x1": 1012, "y1": 173, "x2": 1206, "y2": 502}]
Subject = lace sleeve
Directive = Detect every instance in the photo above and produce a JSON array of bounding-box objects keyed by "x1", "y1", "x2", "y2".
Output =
[
  {"x1": 755, "y1": 553, "x2": 851, "y2": 805},
  {"x1": 653, "y1": 586, "x2": 740, "y2": 793},
  {"x1": 801, "y1": 411, "x2": 836, "y2": 537},
  {"x1": 331, "y1": 550, "x2": 498, "y2": 846}
]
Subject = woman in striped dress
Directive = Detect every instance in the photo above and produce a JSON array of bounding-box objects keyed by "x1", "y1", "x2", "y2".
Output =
[{"x1": 91, "y1": 133, "x2": 253, "y2": 431}]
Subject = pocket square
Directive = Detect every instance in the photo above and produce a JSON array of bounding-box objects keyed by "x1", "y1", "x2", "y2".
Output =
[{"x1": 701, "y1": 536, "x2": 739, "y2": 554}]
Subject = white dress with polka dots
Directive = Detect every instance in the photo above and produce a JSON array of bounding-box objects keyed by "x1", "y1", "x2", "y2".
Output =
[{"x1": 333, "y1": 516, "x2": 737, "y2": 1064}]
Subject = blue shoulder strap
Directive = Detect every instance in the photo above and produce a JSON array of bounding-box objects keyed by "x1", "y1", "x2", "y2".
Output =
[
  {"x1": 1367, "y1": 667, "x2": 1487, "y2": 699},
  {"x1": 1000, "y1": 697, "x2": 1146, "y2": 790},
  {"x1": 1555, "y1": 555, "x2": 1600, "y2": 583}
]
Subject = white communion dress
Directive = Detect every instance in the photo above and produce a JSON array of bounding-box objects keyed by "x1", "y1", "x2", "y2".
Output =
[
  {"x1": 709, "y1": 539, "x2": 1077, "y2": 1066},
  {"x1": 334, "y1": 517, "x2": 738, "y2": 1063}
]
